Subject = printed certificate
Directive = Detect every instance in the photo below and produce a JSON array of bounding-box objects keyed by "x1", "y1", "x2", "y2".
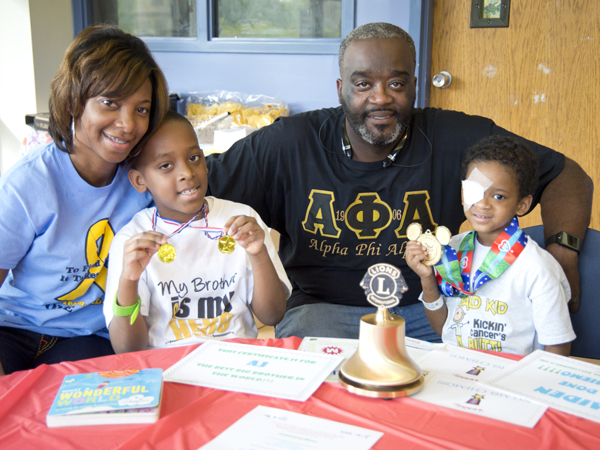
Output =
[
  {"x1": 417, "y1": 345, "x2": 517, "y2": 383},
  {"x1": 486, "y1": 350, "x2": 600, "y2": 423},
  {"x1": 164, "y1": 341, "x2": 343, "y2": 401},
  {"x1": 412, "y1": 373, "x2": 546, "y2": 428},
  {"x1": 200, "y1": 405, "x2": 383, "y2": 450},
  {"x1": 297, "y1": 336, "x2": 443, "y2": 383}
]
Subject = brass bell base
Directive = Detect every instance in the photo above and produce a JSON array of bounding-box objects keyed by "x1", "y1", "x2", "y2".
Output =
[
  {"x1": 339, "y1": 312, "x2": 425, "y2": 399},
  {"x1": 339, "y1": 372, "x2": 424, "y2": 399}
]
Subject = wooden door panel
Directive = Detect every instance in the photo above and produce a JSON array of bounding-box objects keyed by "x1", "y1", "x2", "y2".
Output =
[{"x1": 430, "y1": 0, "x2": 599, "y2": 232}]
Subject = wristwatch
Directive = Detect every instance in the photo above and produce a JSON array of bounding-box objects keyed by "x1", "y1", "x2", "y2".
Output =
[{"x1": 545, "y1": 231, "x2": 581, "y2": 253}]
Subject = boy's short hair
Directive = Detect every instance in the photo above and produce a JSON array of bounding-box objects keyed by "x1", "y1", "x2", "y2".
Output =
[
  {"x1": 129, "y1": 110, "x2": 196, "y2": 169},
  {"x1": 460, "y1": 135, "x2": 539, "y2": 200},
  {"x1": 162, "y1": 109, "x2": 194, "y2": 129},
  {"x1": 49, "y1": 24, "x2": 169, "y2": 155}
]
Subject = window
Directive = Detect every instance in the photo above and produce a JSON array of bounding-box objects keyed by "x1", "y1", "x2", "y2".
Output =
[
  {"x1": 104, "y1": 0, "x2": 198, "y2": 38},
  {"x1": 76, "y1": 0, "x2": 354, "y2": 54},
  {"x1": 214, "y1": 0, "x2": 342, "y2": 39}
]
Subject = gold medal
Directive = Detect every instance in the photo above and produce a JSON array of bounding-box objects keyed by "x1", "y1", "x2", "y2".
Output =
[
  {"x1": 218, "y1": 235, "x2": 236, "y2": 254},
  {"x1": 158, "y1": 243, "x2": 176, "y2": 263},
  {"x1": 406, "y1": 223, "x2": 452, "y2": 266},
  {"x1": 418, "y1": 231, "x2": 443, "y2": 266}
]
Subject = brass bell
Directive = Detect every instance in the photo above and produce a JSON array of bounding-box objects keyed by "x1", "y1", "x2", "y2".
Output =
[{"x1": 339, "y1": 264, "x2": 424, "y2": 398}]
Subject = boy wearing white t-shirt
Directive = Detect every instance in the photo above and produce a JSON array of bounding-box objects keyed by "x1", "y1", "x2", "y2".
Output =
[
  {"x1": 405, "y1": 135, "x2": 575, "y2": 356},
  {"x1": 104, "y1": 111, "x2": 291, "y2": 352}
]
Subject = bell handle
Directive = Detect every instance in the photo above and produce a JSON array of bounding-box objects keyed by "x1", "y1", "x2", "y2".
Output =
[{"x1": 375, "y1": 307, "x2": 393, "y2": 324}]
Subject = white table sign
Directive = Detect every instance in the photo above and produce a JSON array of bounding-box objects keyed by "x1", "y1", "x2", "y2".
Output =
[
  {"x1": 297, "y1": 337, "x2": 359, "y2": 383},
  {"x1": 412, "y1": 373, "x2": 547, "y2": 428},
  {"x1": 404, "y1": 337, "x2": 446, "y2": 362},
  {"x1": 485, "y1": 350, "x2": 600, "y2": 424},
  {"x1": 297, "y1": 336, "x2": 443, "y2": 383},
  {"x1": 164, "y1": 341, "x2": 343, "y2": 402},
  {"x1": 417, "y1": 345, "x2": 517, "y2": 383},
  {"x1": 199, "y1": 405, "x2": 383, "y2": 450}
]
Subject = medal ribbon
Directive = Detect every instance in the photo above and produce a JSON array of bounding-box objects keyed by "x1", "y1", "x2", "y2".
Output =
[
  {"x1": 152, "y1": 203, "x2": 207, "y2": 238},
  {"x1": 434, "y1": 216, "x2": 528, "y2": 297},
  {"x1": 187, "y1": 203, "x2": 225, "y2": 240}
]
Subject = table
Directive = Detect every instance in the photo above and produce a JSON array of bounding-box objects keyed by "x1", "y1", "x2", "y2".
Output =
[{"x1": 1, "y1": 337, "x2": 599, "y2": 450}]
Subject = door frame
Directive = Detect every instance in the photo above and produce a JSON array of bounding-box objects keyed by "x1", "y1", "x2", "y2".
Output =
[{"x1": 410, "y1": 0, "x2": 434, "y2": 108}]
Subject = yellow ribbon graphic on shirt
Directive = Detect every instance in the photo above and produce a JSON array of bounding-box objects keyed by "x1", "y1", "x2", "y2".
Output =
[{"x1": 57, "y1": 219, "x2": 114, "y2": 301}]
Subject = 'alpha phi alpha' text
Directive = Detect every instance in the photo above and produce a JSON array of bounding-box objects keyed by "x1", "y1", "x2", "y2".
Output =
[{"x1": 301, "y1": 189, "x2": 438, "y2": 240}]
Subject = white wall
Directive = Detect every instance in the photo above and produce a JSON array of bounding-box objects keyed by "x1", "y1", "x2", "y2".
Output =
[
  {"x1": 0, "y1": 0, "x2": 72, "y2": 174},
  {"x1": 0, "y1": 0, "x2": 36, "y2": 174},
  {"x1": 29, "y1": 0, "x2": 73, "y2": 113}
]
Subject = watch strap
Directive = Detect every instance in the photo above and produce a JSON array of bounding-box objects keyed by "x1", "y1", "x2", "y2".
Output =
[
  {"x1": 545, "y1": 231, "x2": 581, "y2": 253},
  {"x1": 113, "y1": 292, "x2": 141, "y2": 325}
]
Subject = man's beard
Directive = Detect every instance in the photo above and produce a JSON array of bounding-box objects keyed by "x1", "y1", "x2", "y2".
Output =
[{"x1": 341, "y1": 100, "x2": 413, "y2": 147}]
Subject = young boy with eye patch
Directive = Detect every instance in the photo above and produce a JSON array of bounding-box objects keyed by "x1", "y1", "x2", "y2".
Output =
[
  {"x1": 405, "y1": 135, "x2": 575, "y2": 356},
  {"x1": 104, "y1": 111, "x2": 291, "y2": 353}
]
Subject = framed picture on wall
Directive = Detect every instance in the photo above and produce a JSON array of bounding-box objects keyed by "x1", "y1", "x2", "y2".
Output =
[{"x1": 470, "y1": 0, "x2": 510, "y2": 28}]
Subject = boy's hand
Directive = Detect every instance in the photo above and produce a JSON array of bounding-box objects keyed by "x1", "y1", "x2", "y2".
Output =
[
  {"x1": 121, "y1": 231, "x2": 167, "y2": 282},
  {"x1": 224, "y1": 215, "x2": 265, "y2": 255},
  {"x1": 405, "y1": 241, "x2": 436, "y2": 280}
]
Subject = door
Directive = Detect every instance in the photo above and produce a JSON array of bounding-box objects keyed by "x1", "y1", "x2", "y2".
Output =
[{"x1": 429, "y1": 0, "x2": 599, "y2": 232}]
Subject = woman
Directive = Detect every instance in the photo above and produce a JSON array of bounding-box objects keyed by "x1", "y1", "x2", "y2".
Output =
[{"x1": 0, "y1": 24, "x2": 169, "y2": 375}]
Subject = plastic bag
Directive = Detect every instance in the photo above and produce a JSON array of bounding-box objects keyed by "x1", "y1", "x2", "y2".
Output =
[{"x1": 184, "y1": 90, "x2": 289, "y2": 146}]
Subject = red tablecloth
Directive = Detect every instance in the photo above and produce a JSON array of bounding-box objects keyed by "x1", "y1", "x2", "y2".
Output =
[{"x1": 1, "y1": 337, "x2": 599, "y2": 450}]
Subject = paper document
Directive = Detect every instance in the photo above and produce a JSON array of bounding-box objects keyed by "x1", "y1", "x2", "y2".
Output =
[
  {"x1": 417, "y1": 345, "x2": 516, "y2": 382},
  {"x1": 164, "y1": 341, "x2": 343, "y2": 401},
  {"x1": 404, "y1": 337, "x2": 446, "y2": 362},
  {"x1": 199, "y1": 405, "x2": 383, "y2": 450},
  {"x1": 485, "y1": 350, "x2": 600, "y2": 424},
  {"x1": 297, "y1": 337, "x2": 359, "y2": 382},
  {"x1": 297, "y1": 336, "x2": 442, "y2": 383},
  {"x1": 412, "y1": 373, "x2": 546, "y2": 428}
]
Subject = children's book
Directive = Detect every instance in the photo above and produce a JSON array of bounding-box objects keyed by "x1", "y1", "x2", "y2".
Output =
[{"x1": 46, "y1": 368, "x2": 163, "y2": 427}]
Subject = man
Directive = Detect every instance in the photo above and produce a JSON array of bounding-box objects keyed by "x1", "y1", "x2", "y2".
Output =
[{"x1": 206, "y1": 23, "x2": 592, "y2": 342}]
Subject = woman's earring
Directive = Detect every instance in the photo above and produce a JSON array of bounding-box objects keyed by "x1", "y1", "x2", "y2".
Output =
[{"x1": 71, "y1": 116, "x2": 76, "y2": 139}]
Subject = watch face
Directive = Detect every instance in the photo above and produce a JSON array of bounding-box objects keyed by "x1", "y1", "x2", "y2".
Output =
[
  {"x1": 559, "y1": 232, "x2": 581, "y2": 250},
  {"x1": 565, "y1": 233, "x2": 580, "y2": 249}
]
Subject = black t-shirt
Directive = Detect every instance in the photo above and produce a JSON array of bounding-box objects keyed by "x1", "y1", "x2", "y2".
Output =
[{"x1": 206, "y1": 107, "x2": 564, "y2": 309}]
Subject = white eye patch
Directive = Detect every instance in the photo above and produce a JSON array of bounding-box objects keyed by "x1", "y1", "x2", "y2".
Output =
[{"x1": 462, "y1": 167, "x2": 493, "y2": 211}]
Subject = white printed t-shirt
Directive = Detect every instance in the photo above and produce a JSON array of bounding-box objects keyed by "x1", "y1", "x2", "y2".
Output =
[
  {"x1": 105, "y1": 196, "x2": 291, "y2": 348},
  {"x1": 439, "y1": 232, "x2": 575, "y2": 355}
]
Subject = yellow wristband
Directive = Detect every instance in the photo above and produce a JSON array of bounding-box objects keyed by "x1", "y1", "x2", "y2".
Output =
[{"x1": 113, "y1": 292, "x2": 141, "y2": 325}]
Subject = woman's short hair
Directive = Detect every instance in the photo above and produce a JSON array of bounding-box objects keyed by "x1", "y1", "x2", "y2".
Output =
[{"x1": 49, "y1": 24, "x2": 169, "y2": 154}]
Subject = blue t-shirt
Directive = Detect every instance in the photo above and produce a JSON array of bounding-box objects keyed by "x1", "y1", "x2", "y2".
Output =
[{"x1": 0, "y1": 143, "x2": 152, "y2": 337}]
